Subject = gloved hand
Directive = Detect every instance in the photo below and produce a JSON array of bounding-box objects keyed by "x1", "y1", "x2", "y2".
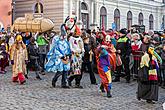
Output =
[
  {"x1": 25, "y1": 60, "x2": 28, "y2": 65},
  {"x1": 11, "y1": 60, "x2": 14, "y2": 65}
]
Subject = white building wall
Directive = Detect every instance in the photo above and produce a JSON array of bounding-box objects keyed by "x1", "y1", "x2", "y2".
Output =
[{"x1": 14, "y1": 0, "x2": 165, "y2": 31}]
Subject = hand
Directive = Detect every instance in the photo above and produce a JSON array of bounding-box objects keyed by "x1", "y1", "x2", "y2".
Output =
[
  {"x1": 11, "y1": 60, "x2": 14, "y2": 65},
  {"x1": 25, "y1": 60, "x2": 28, "y2": 65}
]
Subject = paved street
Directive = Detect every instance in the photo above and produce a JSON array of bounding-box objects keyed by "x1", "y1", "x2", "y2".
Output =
[{"x1": 0, "y1": 67, "x2": 164, "y2": 110}]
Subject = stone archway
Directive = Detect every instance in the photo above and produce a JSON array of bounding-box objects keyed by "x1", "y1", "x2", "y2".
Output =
[{"x1": 100, "y1": 6, "x2": 107, "y2": 30}]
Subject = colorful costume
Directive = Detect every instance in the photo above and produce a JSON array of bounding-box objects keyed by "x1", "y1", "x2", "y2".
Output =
[
  {"x1": 137, "y1": 49, "x2": 162, "y2": 103},
  {"x1": 131, "y1": 33, "x2": 142, "y2": 78},
  {"x1": 95, "y1": 46, "x2": 112, "y2": 98},
  {"x1": 102, "y1": 35, "x2": 116, "y2": 71},
  {"x1": 10, "y1": 35, "x2": 28, "y2": 84},
  {"x1": 68, "y1": 25, "x2": 85, "y2": 88},
  {"x1": 45, "y1": 24, "x2": 71, "y2": 88}
]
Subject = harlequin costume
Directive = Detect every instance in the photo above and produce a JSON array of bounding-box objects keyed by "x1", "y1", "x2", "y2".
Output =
[
  {"x1": 45, "y1": 24, "x2": 71, "y2": 88},
  {"x1": 68, "y1": 25, "x2": 85, "y2": 88},
  {"x1": 102, "y1": 35, "x2": 116, "y2": 71},
  {"x1": 95, "y1": 46, "x2": 112, "y2": 98},
  {"x1": 10, "y1": 35, "x2": 28, "y2": 84}
]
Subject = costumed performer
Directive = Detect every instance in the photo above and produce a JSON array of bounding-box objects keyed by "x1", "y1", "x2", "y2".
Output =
[{"x1": 10, "y1": 35, "x2": 28, "y2": 84}]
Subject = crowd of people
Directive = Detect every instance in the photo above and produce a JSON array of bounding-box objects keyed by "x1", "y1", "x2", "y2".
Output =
[{"x1": 0, "y1": 19, "x2": 165, "y2": 103}]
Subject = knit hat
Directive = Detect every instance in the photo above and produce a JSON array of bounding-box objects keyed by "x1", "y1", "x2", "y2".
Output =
[
  {"x1": 119, "y1": 28, "x2": 127, "y2": 35},
  {"x1": 60, "y1": 24, "x2": 67, "y2": 36},
  {"x1": 74, "y1": 25, "x2": 81, "y2": 36}
]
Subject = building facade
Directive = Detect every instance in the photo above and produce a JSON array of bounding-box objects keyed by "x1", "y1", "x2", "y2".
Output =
[
  {"x1": 0, "y1": 0, "x2": 12, "y2": 30},
  {"x1": 13, "y1": 0, "x2": 165, "y2": 31}
]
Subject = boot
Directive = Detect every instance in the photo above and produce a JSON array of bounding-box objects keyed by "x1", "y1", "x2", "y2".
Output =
[
  {"x1": 24, "y1": 74, "x2": 28, "y2": 79},
  {"x1": 52, "y1": 78, "x2": 56, "y2": 88},
  {"x1": 146, "y1": 100, "x2": 155, "y2": 104},
  {"x1": 61, "y1": 85, "x2": 70, "y2": 89},
  {"x1": 18, "y1": 73, "x2": 26, "y2": 85},
  {"x1": 68, "y1": 79, "x2": 72, "y2": 87},
  {"x1": 107, "y1": 91, "x2": 112, "y2": 98},
  {"x1": 36, "y1": 75, "x2": 42, "y2": 80},
  {"x1": 20, "y1": 80, "x2": 26, "y2": 85},
  {"x1": 36, "y1": 72, "x2": 42, "y2": 80},
  {"x1": 75, "y1": 84, "x2": 83, "y2": 89}
]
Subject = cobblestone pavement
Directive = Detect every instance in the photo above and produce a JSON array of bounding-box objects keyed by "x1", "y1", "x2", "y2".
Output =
[{"x1": 0, "y1": 67, "x2": 165, "y2": 110}]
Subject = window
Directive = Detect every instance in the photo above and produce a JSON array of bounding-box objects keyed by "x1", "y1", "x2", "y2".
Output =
[
  {"x1": 34, "y1": 2, "x2": 43, "y2": 13},
  {"x1": 138, "y1": 13, "x2": 143, "y2": 25},
  {"x1": 81, "y1": 2, "x2": 89, "y2": 29},
  {"x1": 114, "y1": 9, "x2": 120, "y2": 31},
  {"x1": 127, "y1": 11, "x2": 132, "y2": 30},
  {"x1": 100, "y1": 6, "x2": 107, "y2": 30},
  {"x1": 163, "y1": 0, "x2": 165, "y2": 3},
  {"x1": 149, "y1": 14, "x2": 154, "y2": 30}
]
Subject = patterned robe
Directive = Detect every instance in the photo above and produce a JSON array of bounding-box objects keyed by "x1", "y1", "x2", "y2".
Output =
[
  {"x1": 10, "y1": 43, "x2": 28, "y2": 77},
  {"x1": 45, "y1": 38, "x2": 71, "y2": 72},
  {"x1": 69, "y1": 36, "x2": 84, "y2": 76}
]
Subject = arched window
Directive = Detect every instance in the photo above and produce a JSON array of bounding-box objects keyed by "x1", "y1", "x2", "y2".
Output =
[
  {"x1": 100, "y1": 6, "x2": 107, "y2": 30},
  {"x1": 127, "y1": 11, "x2": 132, "y2": 30},
  {"x1": 149, "y1": 14, "x2": 154, "y2": 30},
  {"x1": 114, "y1": 9, "x2": 120, "y2": 31},
  {"x1": 81, "y1": 2, "x2": 89, "y2": 29},
  {"x1": 138, "y1": 13, "x2": 143, "y2": 25},
  {"x1": 34, "y1": 2, "x2": 43, "y2": 13}
]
